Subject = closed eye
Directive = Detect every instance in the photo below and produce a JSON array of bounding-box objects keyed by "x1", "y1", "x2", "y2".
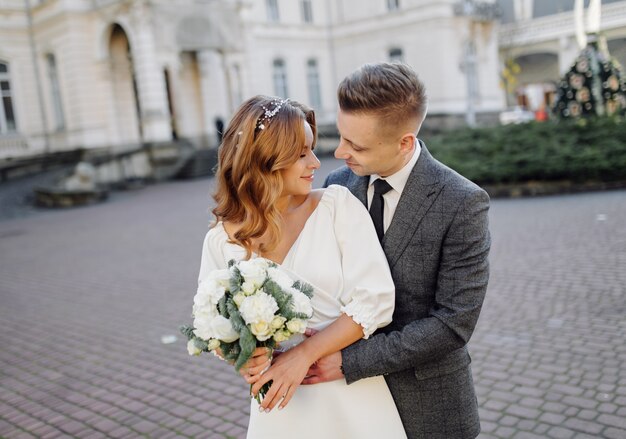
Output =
[{"x1": 342, "y1": 137, "x2": 365, "y2": 152}]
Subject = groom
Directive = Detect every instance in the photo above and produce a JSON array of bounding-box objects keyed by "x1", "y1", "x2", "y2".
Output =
[{"x1": 306, "y1": 62, "x2": 491, "y2": 438}]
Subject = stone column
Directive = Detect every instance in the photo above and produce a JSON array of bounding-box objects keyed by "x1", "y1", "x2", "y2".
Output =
[
  {"x1": 130, "y1": 3, "x2": 172, "y2": 143},
  {"x1": 197, "y1": 49, "x2": 229, "y2": 147}
]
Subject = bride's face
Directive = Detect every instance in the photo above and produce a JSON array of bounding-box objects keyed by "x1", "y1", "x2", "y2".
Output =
[{"x1": 280, "y1": 120, "x2": 319, "y2": 197}]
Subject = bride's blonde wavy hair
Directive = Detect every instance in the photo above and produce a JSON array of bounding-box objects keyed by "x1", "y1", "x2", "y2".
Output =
[{"x1": 212, "y1": 95, "x2": 317, "y2": 258}]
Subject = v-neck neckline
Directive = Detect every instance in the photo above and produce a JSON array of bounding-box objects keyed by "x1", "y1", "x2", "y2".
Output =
[{"x1": 218, "y1": 189, "x2": 329, "y2": 266}]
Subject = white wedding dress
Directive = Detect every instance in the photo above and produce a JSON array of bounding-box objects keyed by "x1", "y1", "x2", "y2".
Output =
[{"x1": 198, "y1": 184, "x2": 407, "y2": 439}]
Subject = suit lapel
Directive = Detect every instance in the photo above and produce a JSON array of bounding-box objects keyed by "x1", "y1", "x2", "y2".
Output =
[{"x1": 383, "y1": 143, "x2": 444, "y2": 268}]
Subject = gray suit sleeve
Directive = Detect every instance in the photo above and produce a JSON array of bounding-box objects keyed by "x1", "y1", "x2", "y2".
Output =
[{"x1": 341, "y1": 188, "x2": 491, "y2": 383}]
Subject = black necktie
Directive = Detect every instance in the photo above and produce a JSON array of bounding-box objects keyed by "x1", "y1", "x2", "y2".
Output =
[{"x1": 369, "y1": 179, "x2": 392, "y2": 242}]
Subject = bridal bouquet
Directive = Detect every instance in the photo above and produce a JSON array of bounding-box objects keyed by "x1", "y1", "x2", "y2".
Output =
[{"x1": 180, "y1": 258, "x2": 314, "y2": 401}]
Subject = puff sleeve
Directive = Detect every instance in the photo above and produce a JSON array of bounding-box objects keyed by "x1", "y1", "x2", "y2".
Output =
[
  {"x1": 329, "y1": 185, "x2": 396, "y2": 338},
  {"x1": 197, "y1": 226, "x2": 230, "y2": 284}
]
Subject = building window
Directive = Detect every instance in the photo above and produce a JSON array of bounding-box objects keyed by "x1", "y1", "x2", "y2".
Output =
[
  {"x1": 0, "y1": 61, "x2": 16, "y2": 134},
  {"x1": 272, "y1": 59, "x2": 289, "y2": 98},
  {"x1": 389, "y1": 48, "x2": 404, "y2": 63},
  {"x1": 267, "y1": 0, "x2": 280, "y2": 22},
  {"x1": 46, "y1": 54, "x2": 65, "y2": 131},
  {"x1": 306, "y1": 59, "x2": 322, "y2": 109},
  {"x1": 387, "y1": 0, "x2": 400, "y2": 11},
  {"x1": 302, "y1": 0, "x2": 313, "y2": 23}
]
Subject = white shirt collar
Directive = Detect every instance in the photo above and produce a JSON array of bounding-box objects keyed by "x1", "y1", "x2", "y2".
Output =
[{"x1": 368, "y1": 140, "x2": 421, "y2": 196}]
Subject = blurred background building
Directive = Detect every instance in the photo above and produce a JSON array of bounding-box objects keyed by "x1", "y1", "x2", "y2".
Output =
[
  {"x1": 1, "y1": 0, "x2": 625, "y2": 162},
  {"x1": 499, "y1": 0, "x2": 626, "y2": 115}
]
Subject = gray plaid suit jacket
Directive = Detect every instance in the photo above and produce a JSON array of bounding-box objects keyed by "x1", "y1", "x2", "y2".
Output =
[{"x1": 324, "y1": 142, "x2": 491, "y2": 439}]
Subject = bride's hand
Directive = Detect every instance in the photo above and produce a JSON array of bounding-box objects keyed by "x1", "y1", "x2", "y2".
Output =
[
  {"x1": 239, "y1": 347, "x2": 272, "y2": 383},
  {"x1": 250, "y1": 345, "x2": 313, "y2": 412}
]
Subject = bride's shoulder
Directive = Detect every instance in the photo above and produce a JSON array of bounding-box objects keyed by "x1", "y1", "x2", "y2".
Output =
[
  {"x1": 202, "y1": 221, "x2": 229, "y2": 248},
  {"x1": 318, "y1": 185, "x2": 365, "y2": 213},
  {"x1": 319, "y1": 184, "x2": 351, "y2": 199}
]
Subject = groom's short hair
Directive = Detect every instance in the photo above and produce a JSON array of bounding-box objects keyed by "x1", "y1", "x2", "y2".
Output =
[{"x1": 337, "y1": 62, "x2": 427, "y2": 131}]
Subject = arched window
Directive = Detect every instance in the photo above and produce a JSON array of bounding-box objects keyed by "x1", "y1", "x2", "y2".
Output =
[
  {"x1": 0, "y1": 61, "x2": 16, "y2": 133},
  {"x1": 272, "y1": 59, "x2": 289, "y2": 98},
  {"x1": 389, "y1": 48, "x2": 404, "y2": 63},
  {"x1": 306, "y1": 59, "x2": 322, "y2": 109},
  {"x1": 302, "y1": 0, "x2": 313, "y2": 23}
]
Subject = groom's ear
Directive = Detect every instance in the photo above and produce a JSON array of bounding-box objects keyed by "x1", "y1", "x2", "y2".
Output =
[{"x1": 399, "y1": 133, "x2": 417, "y2": 155}]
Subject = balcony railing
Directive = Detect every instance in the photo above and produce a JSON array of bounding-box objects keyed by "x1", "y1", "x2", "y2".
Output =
[{"x1": 499, "y1": 2, "x2": 626, "y2": 47}]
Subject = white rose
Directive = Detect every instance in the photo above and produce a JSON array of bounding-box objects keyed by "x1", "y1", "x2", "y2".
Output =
[
  {"x1": 193, "y1": 288, "x2": 212, "y2": 308},
  {"x1": 267, "y1": 267, "x2": 295, "y2": 291},
  {"x1": 273, "y1": 329, "x2": 291, "y2": 343},
  {"x1": 286, "y1": 319, "x2": 307, "y2": 334},
  {"x1": 208, "y1": 268, "x2": 231, "y2": 289},
  {"x1": 290, "y1": 289, "x2": 313, "y2": 317},
  {"x1": 192, "y1": 301, "x2": 219, "y2": 319},
  {"x1": 211, "y1": 315, "x2": 240, "y2": 342},
  {"x1": 192, "y1": 304, "x2": 220, "y2": 336},
  {"x1": 237, "y1": 259, "x2": 267, "y2": 287},
  {"x1": 187, "y1": 339, "x2": 203, "y2": 356},
  {"x1": 239, "y1": 292, "x2": 279, "y2": 325},
  {"x1": 241, "y1": 281, "x2": 257, "y2": 295},
  {"x1": 207, "y1": 339, "x2": 221, "y2": 351},
  {"x1": 250, "y1": 321, "x2": 273, "y2": 341},
  {"x1": 192, "y1": 322, "x2": 213, "y2": 341},
  {"x1": 270, "y1": 315, "x2": 287, "y2": 330},
  {"x1": 233, "y1": 292, "x2": 246, "y2": 307},
  {"x1": 196, "y1": 278, "x2": 226, "y2": 305}
]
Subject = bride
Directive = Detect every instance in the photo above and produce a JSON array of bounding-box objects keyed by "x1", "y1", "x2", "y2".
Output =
[{"x1": 198, "y1": 95, "x2": 407, "y2": 438}]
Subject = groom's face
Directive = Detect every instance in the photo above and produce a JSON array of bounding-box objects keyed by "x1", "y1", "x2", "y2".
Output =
[{"x1": 335, "y1": 110, "x2": 407, "y2": 177}]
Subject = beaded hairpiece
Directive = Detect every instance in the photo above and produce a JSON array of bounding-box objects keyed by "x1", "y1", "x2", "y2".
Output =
[{"x1": 256, "y1": 98, "x2": 289, "y2": 131}]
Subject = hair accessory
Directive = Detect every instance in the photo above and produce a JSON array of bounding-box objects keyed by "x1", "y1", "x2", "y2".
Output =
[{"x1": 256, "y1": 99, "x2": 289, "y2": 131}]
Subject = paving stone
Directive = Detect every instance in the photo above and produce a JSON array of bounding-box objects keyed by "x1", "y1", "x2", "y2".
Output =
[
  {"x1": 519, "y1": 397, "x2": 544, "y2": 409},
  {"x1": 597, "y1": 413, "x2": 626, "y2": 429},
  {"x1": 495, "y1": 426, "x2": 517, "y2": 438},
  {"x1": 533, "y1": 423, "x2": 551, "y2": 435},
  {"x1": 539, "y1": 412, "x2": 567, "y2": 425},
  {"x1": 604, "y1": 427, "x2": 626, "y2": 439},
  {"x1": 505, "y1": 405, "x2": 541, "y2": 420},
  {"x1": 562, "y1": 396, "x2": 599, "y2": 410},
  {"x1": 598, "y1": 402, "x2": 618, "y2": 414},
  {"x1": 547, "y1": 426, "x2": 576, "y2": 439},
  {"x1": 500, "y1": 415, "x2": 520, "y2": 427},
  {"x1": 542, "y1": 401, "x2": 568, "y2": 413},
  {"x1": 563, "y1": 418, "x2": 604, "y2": 435},
  {"x1": 481, "y1": 421, "x2": 498, "y2": 433}
]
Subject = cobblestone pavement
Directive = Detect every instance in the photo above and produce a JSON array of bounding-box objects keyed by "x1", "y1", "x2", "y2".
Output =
[{"x1": 1, "y1": 157, "x2": 625, "y2": 439}]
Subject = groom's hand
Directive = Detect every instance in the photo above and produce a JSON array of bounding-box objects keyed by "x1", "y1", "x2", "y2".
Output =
[{"x1": 302, "y1": 351, "x2": 344, "y2": 384}]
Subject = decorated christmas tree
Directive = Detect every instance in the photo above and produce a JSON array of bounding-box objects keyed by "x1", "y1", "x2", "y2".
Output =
[{"x1": 554, "y1": 38, "x2": 626, "y2": 119}]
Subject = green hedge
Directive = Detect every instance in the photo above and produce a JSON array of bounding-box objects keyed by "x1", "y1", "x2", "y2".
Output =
[{"x1": 426, "y1": 118, "x2": 626, "y2": 185}]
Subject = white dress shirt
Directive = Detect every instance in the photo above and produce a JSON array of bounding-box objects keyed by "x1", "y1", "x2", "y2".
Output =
[{"x1": 367, "y1": 142, "x2": 421, "y2": 233}]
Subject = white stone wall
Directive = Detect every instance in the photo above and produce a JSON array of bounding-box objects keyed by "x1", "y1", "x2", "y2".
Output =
[{"x1": 2, "y1": 0, "x2": 625, "y2": 160}]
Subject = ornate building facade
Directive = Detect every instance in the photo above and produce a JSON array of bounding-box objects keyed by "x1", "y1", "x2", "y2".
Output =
[{"x1": 1, "y1": 0, "x2": 625, "y2": 161}]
